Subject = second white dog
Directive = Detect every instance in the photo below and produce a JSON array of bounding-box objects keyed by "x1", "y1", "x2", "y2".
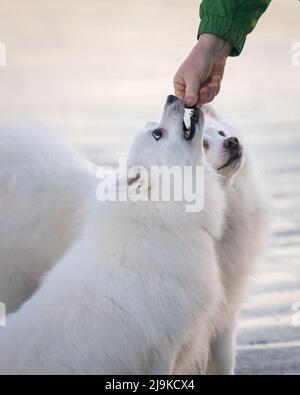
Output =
[{"x1": 202, "y1": 105, "x2": 269, "y2": 375}]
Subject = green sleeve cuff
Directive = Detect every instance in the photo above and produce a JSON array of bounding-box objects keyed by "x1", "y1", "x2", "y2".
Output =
[{"x1": 197, "y1": 14, "x2": 248, "y2": 57}]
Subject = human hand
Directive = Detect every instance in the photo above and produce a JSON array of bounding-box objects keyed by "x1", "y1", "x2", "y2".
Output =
[{"x1": 173, "y1": 34, "x2": 232, "y2": 107}]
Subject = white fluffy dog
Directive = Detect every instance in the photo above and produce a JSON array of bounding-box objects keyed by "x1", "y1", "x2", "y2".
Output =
[
  {"x1": 0, "y1": 126, "x2": 97, "y2": 313},
  {"x1": 202, "y1": 105, "x2": 269, "y2": 375},
  {"x1": 0, "y1": 96, "x2": 225, "y2": 375}
]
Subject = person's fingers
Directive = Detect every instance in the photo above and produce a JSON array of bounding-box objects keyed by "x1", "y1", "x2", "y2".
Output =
[
  {"x1": 209, "y1": 79, "x2": 219, "y2": 99},
  {"x1": 212, "y1": 75, "x2": 221, "y2": 95},
  {"x1": 173, "y1": 74, "x2": 186, "y2": 100},
  {"x1": 197, "y1": 76, "x2": 220, "y2": 106},
  {"x1": 197, "y1": 85, "x2": 214, "y2": 106},
  {"x1": 198, "y1": 87, "x2": 209, "y2": 105},
  {"x1": 212, "y1": 74, "x2": 221, "y2": 84},
  {"x1": 184, "y1": 74, "x2": 202, "y2": 108},
  {"x1": 196, "y1": 91, "x2": 205, "y2": 107},
  {"x1": 206, "y1": 86, "x2": 216, "y2": 104}
]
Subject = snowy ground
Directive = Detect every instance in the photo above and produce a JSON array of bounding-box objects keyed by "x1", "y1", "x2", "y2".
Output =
[{"x1": 0, "y1": 0, "x2": 299, "y2": 375}]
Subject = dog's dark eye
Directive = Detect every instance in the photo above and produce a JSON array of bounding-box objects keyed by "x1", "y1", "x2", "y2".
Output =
[
  {"x1": 218, "y1": 131, "x2": 226, "y2": 137},
  {"x1": 203, "y1": 140, "x2": 209, "y2": 150},
  {"x1": 152, "y1": 129, "x2": 163, "y2": 141}
]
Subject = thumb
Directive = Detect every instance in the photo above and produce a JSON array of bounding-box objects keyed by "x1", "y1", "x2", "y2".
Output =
[{"x1": 184, "y1": 74, "x2": 201, "y2": 108}]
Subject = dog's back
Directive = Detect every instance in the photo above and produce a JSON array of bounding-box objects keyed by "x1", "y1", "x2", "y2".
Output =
[{"x1": 0, "y1": 125, "x2": 96, "y2": 312}]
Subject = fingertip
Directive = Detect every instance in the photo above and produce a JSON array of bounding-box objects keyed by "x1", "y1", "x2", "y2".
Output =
[
  {"x1": 185, "y1": 96, "x2": 197, "y2": 108},
  {"x1": 199, "y1": 87, "x2": 209, "y2": 102},
  {"x1": 214, "y1": 80, "x2": 221, "y2": 95},
  {"x1": 207, "y1": 82, "x2": 215, "y2": 94},
  {"x1": 199, "y1": 86, "x2": 215, "y2": 105},
  {"x1": 210, "y1": 82, "x2": 218, "y2": 97},
  {"x1": 212, "y1": 74, "x2": 221, "y2": 83}
]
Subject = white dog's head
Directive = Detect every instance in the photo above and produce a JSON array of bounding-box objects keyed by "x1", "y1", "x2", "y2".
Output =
[
  {"x1": 128, "y1": 95, "x2": 204, "y2": 169},
  {"x1": 97, "y1": 96, "x2": 225, "y2": 239},
  {"x1": 126, "y1": 95, "x2": 205, "y2": 197},
  {"x1": 202, "y1": 105, "x2": 244, "y2": 180}
]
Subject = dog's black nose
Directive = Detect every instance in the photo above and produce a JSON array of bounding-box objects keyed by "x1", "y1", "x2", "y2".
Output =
[
  {"x1": 166, "y1": 95, "x2": 178, "y2": 105},
  {"x1": 223, "y1": 137, "x2": 239, "y2": 151}
]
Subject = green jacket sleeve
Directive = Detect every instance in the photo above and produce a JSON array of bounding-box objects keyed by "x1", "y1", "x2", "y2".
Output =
[{"x1": 198, "y1": 0, "x2": 272, "y2": 56}]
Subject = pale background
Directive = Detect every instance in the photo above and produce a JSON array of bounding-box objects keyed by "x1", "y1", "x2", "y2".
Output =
[{"x1": 0, "y1": 0, "x2": 299, "y2": 374}]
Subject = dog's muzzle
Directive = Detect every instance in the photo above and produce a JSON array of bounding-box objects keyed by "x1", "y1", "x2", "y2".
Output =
[
  {"x1": 165, "y1": 95, "x2": 200, "y2": 142},
  {"x1": 183, "y1": 108, "x2": 200, "y2": 141},
  {"x1": 218, "y1": 137, "x2": 243, "y2": 171}
]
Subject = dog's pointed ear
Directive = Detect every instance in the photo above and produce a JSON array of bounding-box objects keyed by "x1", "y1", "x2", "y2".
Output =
[{"x1": 202, "y1": 104, "x2": 220, "y2": 120}]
